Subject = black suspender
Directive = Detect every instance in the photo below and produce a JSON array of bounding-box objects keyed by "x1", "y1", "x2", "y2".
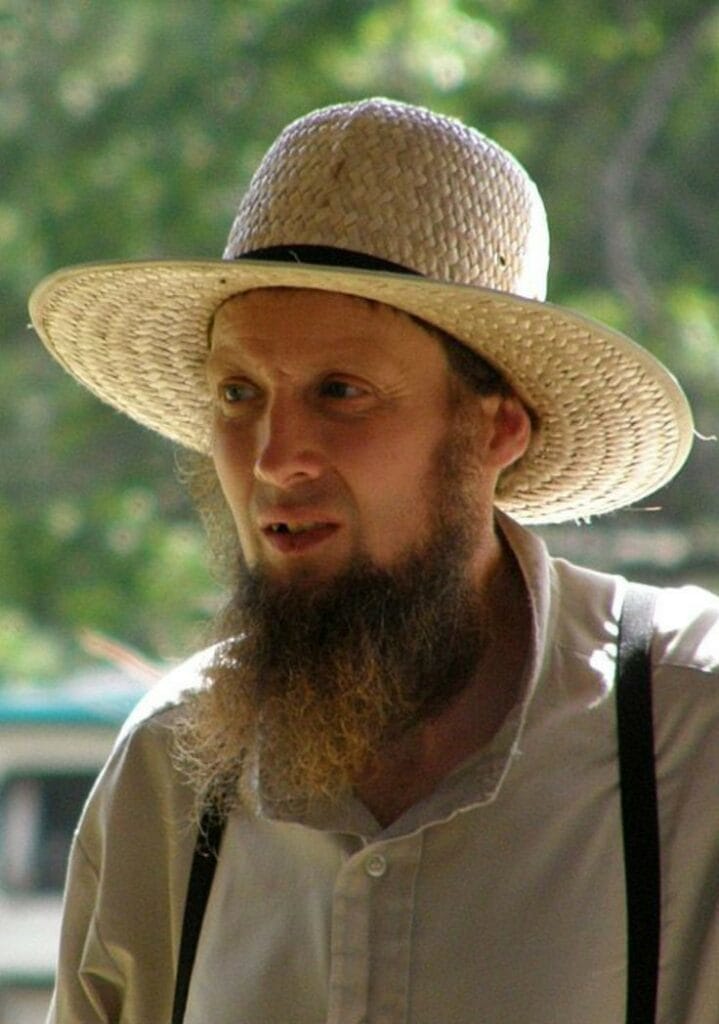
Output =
[
  {"x1": 171, "y1": 810, "x2": 224, "y2": 1024},
  {"x1": 171, "y1": 583, "x2": 661, "y2": 1024},
  {"x1": 616, "y1": 582, "x2": 661, "y2": 1024}
]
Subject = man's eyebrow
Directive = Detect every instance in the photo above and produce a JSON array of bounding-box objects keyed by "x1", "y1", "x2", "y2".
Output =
[{"x1": 204, "y1": 345, "x2": 251, "y2": 373}]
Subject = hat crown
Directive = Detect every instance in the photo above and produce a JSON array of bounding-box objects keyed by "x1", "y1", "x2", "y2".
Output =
[{"x1": 224, "y1": 97, "x2": 549, "y2": 300}]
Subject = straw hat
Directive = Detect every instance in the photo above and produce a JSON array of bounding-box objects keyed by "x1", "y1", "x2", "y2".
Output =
[{"x1": 29, "y1": 97, "x2": 692, "y2": 524}]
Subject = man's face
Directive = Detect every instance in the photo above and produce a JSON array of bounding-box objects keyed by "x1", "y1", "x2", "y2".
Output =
[
  {"x1": 179, "y1": 291, "x2": 528, "y2": 812},
  {"x1": 207, "y1": 288, "x2": 497, "y2": 585}
]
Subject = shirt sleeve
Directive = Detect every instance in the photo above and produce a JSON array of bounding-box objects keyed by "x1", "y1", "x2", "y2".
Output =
[
  {"x1": 47, "y1": 835, "x2": 123, "y2": 1023},
  {"x1": 47, "y1": 698, "x2": 199, "y2": 1024}
]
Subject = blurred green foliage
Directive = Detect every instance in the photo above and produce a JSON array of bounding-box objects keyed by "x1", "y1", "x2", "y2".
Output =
[{"x1": 2, "y1": 0, "x2": 718, "y2": 681}]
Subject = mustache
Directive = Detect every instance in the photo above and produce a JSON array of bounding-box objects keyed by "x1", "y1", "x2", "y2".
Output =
[{"x1": 251, "y1": 480, "x2": 346, "y2": 517}]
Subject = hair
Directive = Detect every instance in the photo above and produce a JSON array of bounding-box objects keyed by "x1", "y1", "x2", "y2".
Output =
[
  {"x1": 175, "y1": 448, "x2": 239, "y2": 584},
  {"x1": 406, "y1": 313, "x2": 512, "y2": 398}
]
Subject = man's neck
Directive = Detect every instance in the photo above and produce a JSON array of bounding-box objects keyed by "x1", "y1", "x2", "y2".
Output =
[{"x1": 354, "y1": 545, "x2": 531, "y2": 827}]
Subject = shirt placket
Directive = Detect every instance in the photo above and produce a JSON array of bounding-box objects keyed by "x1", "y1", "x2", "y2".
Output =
[{"x1": 326, "y1": 830, "x2": 423, "y2": 1024}]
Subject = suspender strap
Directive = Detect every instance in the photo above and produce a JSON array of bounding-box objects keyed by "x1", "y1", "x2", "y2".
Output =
[
  {"x1": 171, "y1": 809, "x2": 225, "y2": 1024},
  {"x1": 616, "y1": 582, "x2": 661, "y2": 1024}
]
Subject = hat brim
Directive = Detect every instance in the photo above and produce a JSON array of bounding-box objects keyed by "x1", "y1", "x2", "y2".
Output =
[{"x1": 29, "y1": 258, "x2": 693, "y2": 524}]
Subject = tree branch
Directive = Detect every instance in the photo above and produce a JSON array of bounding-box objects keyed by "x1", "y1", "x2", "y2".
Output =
[{"x1": 599, "y1": 7, "x2": 718, "y2": 331}]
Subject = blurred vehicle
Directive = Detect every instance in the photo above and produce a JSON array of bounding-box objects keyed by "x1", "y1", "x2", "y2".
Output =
[{"x1": 0, "y1": 671, "x2": 149, "y2": 1024}]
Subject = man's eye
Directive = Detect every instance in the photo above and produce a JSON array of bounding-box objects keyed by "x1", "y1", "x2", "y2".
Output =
[
  {"x1": 321, "y1": 379, "x2": 367, "y2": 399},
  {"x1": 220, "y1": 382, "x2": 256, "y2": 403}
]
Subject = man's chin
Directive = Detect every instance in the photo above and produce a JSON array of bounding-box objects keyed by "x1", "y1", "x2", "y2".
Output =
[{"x1": 248, "y1": 551, "x2": 360, "y2": 590}]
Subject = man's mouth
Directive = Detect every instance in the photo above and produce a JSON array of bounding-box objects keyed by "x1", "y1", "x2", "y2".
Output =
[
  {"x1": 262, "y1": 520, "x2": 339, "y2": 553},
  {"x1": 267, "y1": 522, "x2": 327, "y2": 535}
]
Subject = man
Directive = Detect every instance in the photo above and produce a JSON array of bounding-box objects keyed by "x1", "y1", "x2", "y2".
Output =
[{"x1": 30, "y1": 98, "x2": 719, "y2": 1023}]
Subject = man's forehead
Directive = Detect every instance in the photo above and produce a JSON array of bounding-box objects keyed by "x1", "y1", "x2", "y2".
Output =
[
  {"x1": 212, "y1": 285, "x2": 407, "y2": 326},
  {"x1": 208, "y1": 286, "x2": 444, "y2": 354},
  {"x1": 206, "y1": 286, "x2": 454, "y2": 387}
]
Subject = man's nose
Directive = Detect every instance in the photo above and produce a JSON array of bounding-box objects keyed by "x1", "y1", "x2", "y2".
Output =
[{"x1": 253, "y1": 396, "x2": 326, "y2": 487}]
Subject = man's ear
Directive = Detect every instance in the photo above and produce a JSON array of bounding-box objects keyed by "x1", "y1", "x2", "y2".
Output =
[{"x1": 484, "y1": 395, "x2": 532, "y2": 470}]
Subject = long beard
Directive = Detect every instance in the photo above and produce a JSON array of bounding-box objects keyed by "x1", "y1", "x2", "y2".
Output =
[{"x1": 175, "y1": 419, "x2": 493, "y2": 816}]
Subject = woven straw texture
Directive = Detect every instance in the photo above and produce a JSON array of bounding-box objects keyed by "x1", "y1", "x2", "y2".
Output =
[
  {"x1": 29, "y1": 98, "x2": 693, "y2": 524},
  {"x1": 224, "y1": 99, "x2": 549, "y2": 300}
]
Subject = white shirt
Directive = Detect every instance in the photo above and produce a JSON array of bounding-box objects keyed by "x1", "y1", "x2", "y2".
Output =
[{"x1": 49, "y1": 517, "x2": 719, "y2": 1023}]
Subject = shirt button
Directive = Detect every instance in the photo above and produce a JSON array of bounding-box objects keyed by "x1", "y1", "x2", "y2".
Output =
[{"x1": 365, "y1": 853, "x2": 387, "y2": 878}]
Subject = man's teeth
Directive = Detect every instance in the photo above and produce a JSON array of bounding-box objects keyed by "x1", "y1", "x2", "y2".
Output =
[{"x1": 270, "y1": 522, "x2": 324, "y2": 534}]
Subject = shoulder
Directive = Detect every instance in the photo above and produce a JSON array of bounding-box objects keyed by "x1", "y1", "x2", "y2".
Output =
[
  {"x1": 647, "y1": 586, "x2": 719, "y2": 766},
  {"x1": 548, "y1": 551, "x2": 719, "y2": 677},
  {"x1": 56, "y1": 652, "x2": 216, "y2": 1021},
  {"x1": 651, "y1": 583, "x2": 719, "y2": 675},
  {"x1": 76, "y1": 647, "x2": 219, "y2": 862},
  {"x1": 116, "y1": 644, "x2": 216, "y2": 742},
  {"x1": 540, "y1": 549, "x2": 719, "y2": 735}
]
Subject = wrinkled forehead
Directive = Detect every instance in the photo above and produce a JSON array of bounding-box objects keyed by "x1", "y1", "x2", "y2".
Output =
[
  {"x1": 207, "y1": 286, "x2": 451, "y2": 366},
  {"x1": 209, "y1": 285, "x2": 421, "y2": 342}
]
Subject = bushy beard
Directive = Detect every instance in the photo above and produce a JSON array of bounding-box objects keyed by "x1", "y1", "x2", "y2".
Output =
[{"x1": 175, "y1": 420, "x2": 492, "y2": 817}]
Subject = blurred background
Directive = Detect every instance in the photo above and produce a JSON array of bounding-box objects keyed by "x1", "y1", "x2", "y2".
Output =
[{"x1": 0, "y1": 1, "x2": 718, "y2": 1015}]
